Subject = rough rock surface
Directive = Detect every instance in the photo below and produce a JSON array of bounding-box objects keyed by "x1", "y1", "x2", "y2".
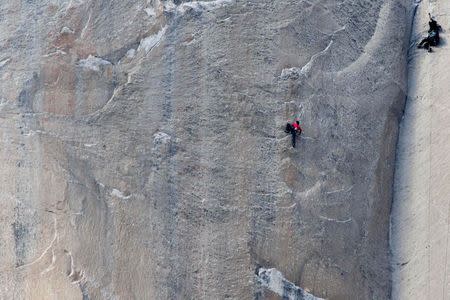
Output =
[
  {"x1": 0, "y1": 0, "x2": 410, "y2": 299},
  {"x1": 391, "y1": 0, "x2": 450, "y2": 299}
]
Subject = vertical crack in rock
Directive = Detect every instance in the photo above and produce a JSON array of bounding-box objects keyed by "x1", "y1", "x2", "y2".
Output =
[
  {"x1": 256, "y1": 267, "x2": 324, "y2": 300},
  {"x1": 391, "y1": 0, "x2": 450, "y2": 298}
]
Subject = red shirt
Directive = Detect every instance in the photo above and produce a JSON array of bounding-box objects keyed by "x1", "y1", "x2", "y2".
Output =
[{"x1": 292, "y1": 122, "x2": 301, "y2": 131}]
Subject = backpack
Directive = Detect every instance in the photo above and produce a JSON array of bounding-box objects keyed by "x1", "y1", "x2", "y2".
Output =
[{"x1": 285, "y1": 123, "x2": 293, "y2": 133}]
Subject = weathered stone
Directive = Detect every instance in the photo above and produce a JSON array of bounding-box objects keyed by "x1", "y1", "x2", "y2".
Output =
[
  {"x1": 391, "y1": 1, "x2": 450, "y2": 298},
  {"x1": 0, "y1": 0, "x2": 411, "y2": 299}
]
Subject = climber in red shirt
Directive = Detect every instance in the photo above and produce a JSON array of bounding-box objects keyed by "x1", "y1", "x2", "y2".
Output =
[{"x1": 285, "y1": 119, "x2": 302, "y2": 148}]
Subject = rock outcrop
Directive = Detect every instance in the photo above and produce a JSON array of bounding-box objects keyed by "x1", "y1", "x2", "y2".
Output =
[{"x1": 0, "y1": 0, "x2": 410, "y2": 299}]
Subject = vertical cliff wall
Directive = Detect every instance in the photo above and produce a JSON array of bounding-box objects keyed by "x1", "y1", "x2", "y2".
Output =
[
  {"x1": 391, "y1": 0, "x2": 450, "y2": 298},
  {"x1": 0, "y1": 0, "x2": 409, "y2": 299}
]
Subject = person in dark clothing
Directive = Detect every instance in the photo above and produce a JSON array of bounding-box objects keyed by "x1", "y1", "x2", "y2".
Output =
[
  {"x1": 428, "y1": 13, "x2": 441, "y2": 32},
  {"x1": 418, "y1": 14, "x2": 441, "y2": 51},
  {"x1": 418, "y1": 30, "x2": 440, "y2": 51},
  {"x1": 285, "y1": 120, "x2": 302, "y2": 148}
]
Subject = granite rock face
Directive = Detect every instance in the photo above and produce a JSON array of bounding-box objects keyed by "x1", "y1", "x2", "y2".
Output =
[
  {"x1": 0, "y1": 0, "x2": 410, "y2": 299},
  {"x1": 391, "y1": 1, "x2": 450, "y2": 298}
]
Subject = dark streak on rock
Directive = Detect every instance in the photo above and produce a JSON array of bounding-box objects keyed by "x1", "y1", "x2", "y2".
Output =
[
  {"x1": 18, "y1": 72, "x2": 40, "y2": 113},
  {"x1": 12, "y1": 219, "x2": 29, "y2": 268},
  {"x1": 79, "y1": 282, "x2": 90, "y2": 300}
]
